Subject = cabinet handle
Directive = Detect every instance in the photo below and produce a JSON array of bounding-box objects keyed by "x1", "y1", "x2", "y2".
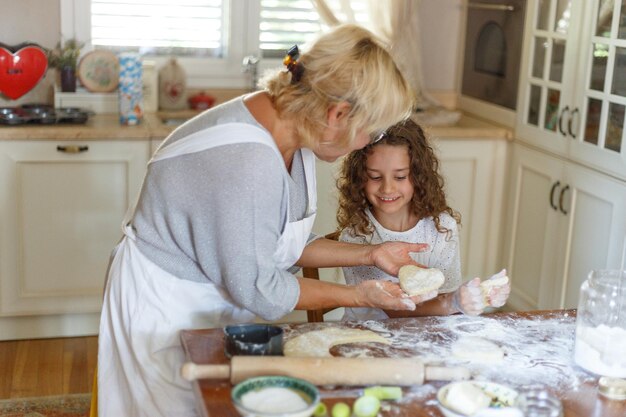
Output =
[
  {"x1": 559, "y1": 185, "x2": 570, "y2": 215},
  {"x1": 568, "y1": 107, "x2": 579, "y2": 139},
  {"x1": 468, "y1": 2, "x2": 516, "y2": 11},
  {"x1": 57, "y1": 145, "x2": 89, "y2": 153},
  {"x1": 550, "y1": 181, "x2": 560, "y2": 211},
  {"x1": 558, "y1": 106, "x2": 569, "y2": 137}
]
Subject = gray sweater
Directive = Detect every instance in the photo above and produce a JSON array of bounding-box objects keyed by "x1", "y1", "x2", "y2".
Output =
[{"x1": 131, "y1": 97, "x2": 306, "y2": 321}]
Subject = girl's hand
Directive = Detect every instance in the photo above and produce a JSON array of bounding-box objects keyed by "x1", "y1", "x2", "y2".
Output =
[
  {"x1": 484, "y1": 269, "x2": 511, "y2": 308},
  {"x1": 368, "y1": 241, "x2": 429, "y2": 276},
  {"x1": 354, "y1": 280, "x2": 417, "y2": 311},
  {"x1": 454, "y1": 270, "x2": 512, "y2": 315},
  {"x1": 453, "y1": 278, "x2": 484, "y2": 316}
]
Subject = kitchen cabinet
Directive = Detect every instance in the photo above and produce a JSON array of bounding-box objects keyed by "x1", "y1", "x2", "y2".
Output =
[
  {"x1": 517, "y1": 0, "x2": 626, "y2": 180},
  {"x1": 151, "y1": 138, "x2": 164, "y2": 155},
  {"x1": 502, "y1": 143, "x2": 626, "y2": 311},
  {"x1": 434, "y1": 138, "x2": 508, "y2": 280},
  {"x1": 0, "y1": 140, "x2": 149, "y2": 340}
]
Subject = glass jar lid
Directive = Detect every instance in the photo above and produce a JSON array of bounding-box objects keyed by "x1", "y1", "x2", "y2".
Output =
[{"x1": 598, "y1": 376, "x2": 626, "y2": 400}]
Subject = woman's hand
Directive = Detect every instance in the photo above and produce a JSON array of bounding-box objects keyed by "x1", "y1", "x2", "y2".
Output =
[
  {"x1": 354, "y1": 280, "x2": 438, "y2": 311},
  {"x1": 368, "y1": 241, "x2": 429, "y2": 276},
  {"x1": 355, "y1": 280, "x2": 415, "y2": 311}
]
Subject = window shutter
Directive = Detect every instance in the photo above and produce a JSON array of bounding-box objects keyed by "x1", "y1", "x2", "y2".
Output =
[
  {"x1": 90, "y1": 0, "x2": 224, "y2": 56},
  {"x1": 259, "y1": 0, "x2": 370, "y2": 58}
]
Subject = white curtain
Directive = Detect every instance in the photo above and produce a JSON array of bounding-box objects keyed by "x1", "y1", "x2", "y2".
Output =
[
  {"x1": 311, "y1": 0, "x2": 433, "y2": 109},
  {"x1": 311, "y1": 0, "x2": 461, "y2": 125}
]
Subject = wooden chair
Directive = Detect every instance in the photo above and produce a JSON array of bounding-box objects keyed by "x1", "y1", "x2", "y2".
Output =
[{"x1": 303, "y1": 231, "x2": 341, "y2": 323}]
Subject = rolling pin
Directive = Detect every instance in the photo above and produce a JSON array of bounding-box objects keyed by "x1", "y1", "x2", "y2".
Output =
[{"x1": 181, "y1": 356, "x2": 470, "y2": 385}]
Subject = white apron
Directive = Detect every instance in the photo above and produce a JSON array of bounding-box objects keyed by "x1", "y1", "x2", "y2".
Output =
[{"x1": 98, "y1": 123, "x2": 317, "y2": 417}]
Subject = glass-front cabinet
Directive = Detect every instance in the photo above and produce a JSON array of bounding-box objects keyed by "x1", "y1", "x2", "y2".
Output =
[{"x1": 517, "y1": 0, "x2": 626, "y2": 179}]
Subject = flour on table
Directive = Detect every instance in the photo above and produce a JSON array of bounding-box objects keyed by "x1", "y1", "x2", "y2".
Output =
[
  {"x1": 352, "y1": 313, "x2": 594, "y2": 391},
  {"x1": 451, "y1": 336, "x2": 505, "y2": 363},
  {"x1": 284, "y1": 327, "x2": 390, "y2": 357}
]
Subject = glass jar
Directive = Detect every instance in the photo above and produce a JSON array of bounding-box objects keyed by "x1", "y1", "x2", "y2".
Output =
[
  {"x1": 517, "y1": 388, "x2": 563, "y2": 417},
  {"x1": 574, "y1": 269, "x2": 626, "y2": 377}
]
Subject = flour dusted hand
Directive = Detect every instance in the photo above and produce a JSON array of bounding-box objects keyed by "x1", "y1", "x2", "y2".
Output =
[
  {"x1": 454, "y1": 270, "x2": 511, "y2": 315},
  {"x1": 481, "y1": 269, "x2": 510, "y2": 308},
  {"x1": 355, "y1": 280, "x2": 416, "y2": 311},
  {"x1": 453, "y1": 278, "x2": 484, "y2": 316}
]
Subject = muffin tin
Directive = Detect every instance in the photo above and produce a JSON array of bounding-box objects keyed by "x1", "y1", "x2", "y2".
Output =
[
  {"x1": 223, "y1": 324, "x2": 284, "y2": 357},
  {"x1": 0, "y1": 104, "x2": 91, "y2": 125}
]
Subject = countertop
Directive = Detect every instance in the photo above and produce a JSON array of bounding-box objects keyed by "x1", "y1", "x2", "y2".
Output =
[
  {"x1": 0, "y1": 113, "x2": 172, "y2": 141},
  {"x1": 181, "y1": 310, "x2": 624, "y2": 417},
  {"x1": 424, "y1": 113, "x2": 513, "y2": 140},
  {"x1": 0, "y1": 111, "x2": 512, "y2": 141}
]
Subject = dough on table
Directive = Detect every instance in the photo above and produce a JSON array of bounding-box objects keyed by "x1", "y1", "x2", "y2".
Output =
[
  {"x1": 283, "y1": 327, "x2": 390, "y2": 357},
  {"x1": 443, "y1": 381, "x2": 491, "y2": 415},
  {"x1": 451, "y1": 336, "x2": 505, "y2": 363},
  {"x1": 398, "y1": 265, "x2": 445, "y2": 296}
]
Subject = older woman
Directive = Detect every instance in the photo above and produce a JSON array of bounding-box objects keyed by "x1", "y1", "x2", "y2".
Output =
[{"x1": 98, "y1": 24, "x2": 432, "y2": 417}]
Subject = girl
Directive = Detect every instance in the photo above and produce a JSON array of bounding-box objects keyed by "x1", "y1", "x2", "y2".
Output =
[{"x1": 336, "y1": 119, "x2": 510, "y2": 320}]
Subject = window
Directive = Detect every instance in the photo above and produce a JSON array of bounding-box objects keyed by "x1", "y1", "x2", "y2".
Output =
[
  {"x1": 60, "y1": 0, "x2": 370, "y2": 88},
  {"x1": 90, "y1": 0, "x2": 224, "y2": 57},
  {"x1": 260, "y1": 0, "x2": 370, "y2": 57}
]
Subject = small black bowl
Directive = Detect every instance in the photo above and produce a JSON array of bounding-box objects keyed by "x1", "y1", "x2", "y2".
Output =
[{"x1": 223, "y1": 324, "x2": 283, "y2": 357}]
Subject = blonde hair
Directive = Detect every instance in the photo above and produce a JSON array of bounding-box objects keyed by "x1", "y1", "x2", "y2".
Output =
[{"x1": 260, "y1": 24, "x2": 414, "y2": 148}]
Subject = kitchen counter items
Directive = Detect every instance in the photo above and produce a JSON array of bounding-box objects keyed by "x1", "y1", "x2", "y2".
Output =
[
  {"x1": 0, "y1": 104, "x2": 90, "y2": 125},
  {"x1": 181, "y1": 310, "x2": 625, "y2": 417}
]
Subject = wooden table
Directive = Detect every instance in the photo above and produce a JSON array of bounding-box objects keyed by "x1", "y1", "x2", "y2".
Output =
[{"x1": 180, "y1": 310, "x2": 626, "y2": 417}]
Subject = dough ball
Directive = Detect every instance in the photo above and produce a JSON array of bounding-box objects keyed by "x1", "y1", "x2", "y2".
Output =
[
  {"x1": 398, "y1": 265, "x2": 445, "y2": 296},
  {"x1": 283, "y1": 327, "x2": 390, "y2": 357},
  {"x1": 451, "y1": 336, "x2": 505, "y2": 363},
  {"x1": 443, "y1": 381, "x2": 491, "y2": 415}
]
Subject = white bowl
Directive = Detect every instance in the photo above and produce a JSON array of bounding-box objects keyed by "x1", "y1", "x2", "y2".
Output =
[
  {"x1": 437, "y1": 381, "x2": 522, "y2": 417},
  {"x1": 231, "y1": 376, "x2": 320, "y2": 417}
]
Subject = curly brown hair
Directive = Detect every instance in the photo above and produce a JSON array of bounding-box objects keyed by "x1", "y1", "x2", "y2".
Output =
[{"x1": 336, "y1": 119, "x2": 461, "y2": 238}]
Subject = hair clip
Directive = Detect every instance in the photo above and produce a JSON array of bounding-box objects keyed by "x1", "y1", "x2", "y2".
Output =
[
  {"x1": 283, "y1": 45, "x2": 304, "y2": 83},
  {"x1": 371, "y1": 130, "x2": 387, "y2": 144}
]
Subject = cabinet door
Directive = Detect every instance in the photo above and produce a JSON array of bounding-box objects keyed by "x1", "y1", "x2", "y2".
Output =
[
  {"x1": 555, "y1": 161, "x2": 626, "y2": 308},
  {"x1": 570, "y1": 0, "x2": 626, "y2": 179},
  {"x1": 435, "y1": 139, "x2": 507, "y2": 280},
  {"x1": 502, "y1": 144, "x2": 565, "y2": 310},
  {"x1": 517, "y1": 0, "x2": 585, "y2": 155},
  {"x1": 0, "y1": 141, "x2": 148, "y2": 320}
]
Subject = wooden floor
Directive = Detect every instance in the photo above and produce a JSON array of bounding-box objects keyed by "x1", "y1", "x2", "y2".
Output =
[{"x1": 0, "y1": 336, "x2": 97, "y2": 399}]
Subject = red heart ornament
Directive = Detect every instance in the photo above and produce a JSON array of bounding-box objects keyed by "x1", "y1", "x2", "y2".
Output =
[{"x1": 0, "y1": 46, "x2": 48, "y2": 100}]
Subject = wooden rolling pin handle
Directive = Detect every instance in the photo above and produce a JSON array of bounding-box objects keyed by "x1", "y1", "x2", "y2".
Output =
[
  {"x1": 230, "y1": 356, "x2": 425, "y2": 386},
  {"x1": 425, "y1": 365, "x2": 470, "y2": 381},
  {"x1": 181, "y1": 362, "x2": 230, "y2": 381}
]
